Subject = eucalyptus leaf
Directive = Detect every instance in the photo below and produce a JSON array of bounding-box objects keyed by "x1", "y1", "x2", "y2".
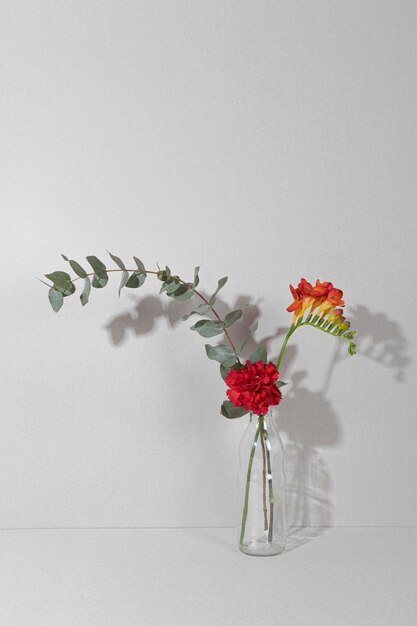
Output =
[
  {"x1": 190, "y1": 320, "x2": 224, "y2": 338},
  {"x1": 224, "y1": 309, "x2": 242, "y2": 328},
  {"x1": 61, "y1": 255, "x2": 88, "y2": 278},
  {"x1": 173, "y1": 289, "x2": 195, "y2": 301},
  {"x1": 133, "y1": 257, "x2": 146, "y2": 275},
  {"x1": 80, "y1": 276, "x2": 91, "y2": 306},
  {"x1": 248, "y1": 345, "x2": 267, "y2": 364},
  {"x1": 220, "y1": 361, "x2": 240, "y2": 381},
  {"x1": 205, "y1": 344, "x2": 236, "y2": 367},
  {"x1": 55, "y1": 282, "x2": 76, "y2": 297},
  {"x1": 167, "y1": 283, "x2": 187, "y2": 298},
  {"x1": 181, "y1": 303, "x2": 211, "y2": 321},
  {"x1": 45, "y1": 271, "x2": 72, "y2": 291},
  {"x1": 86, "y1": 256, "x2": 108, "y2": 279},
  {"x1": 169, "y1": 284, "x2": 194, "y2": 301},
  {"x1": 107, "y1": 251, "x2": 126, "y2": 271},
  {"x1": 220, "y1": 400, "x2": 248, "y2": 419},
  {"x1": 126, "y1": 272, "x2": 146, "y2": 288},
  {"x1": 165, "y1": 279, "x2": 182, "y2": 294},
  {"x1": 193, "y1": 266, "x2": 200, "y2": 287},
  {"x1": 157, "y1": 270, "x2": 168, "y2": 282},
  {"x1": 92, "y1": 275, "x2": 108, "y2": 288},
  {"x1": 208, "y1": 276, "x2": 228, "y2": 306},
  {"x1": 119, "y1": 271, "x2": 129, "y2": 295},
  {"x1": 276, "y1": 380, "x2": 288, "y2": 388},
  {"x1": 48, "y1": 287, "x2": 64, "y2": 312}
]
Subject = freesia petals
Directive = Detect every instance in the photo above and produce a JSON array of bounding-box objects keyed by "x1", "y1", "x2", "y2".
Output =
[
  {"x1": 286, "y1": 278, "x2": 346, "y2": 322},
  {"x1": 327, "y1": 288, "x2": 345, "y2": 307},
  {"x1": 310, "y1": 280, "x2": 332, "y2": 298}
]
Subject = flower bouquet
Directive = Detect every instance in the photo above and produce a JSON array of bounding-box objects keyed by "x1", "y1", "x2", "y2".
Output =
[{"x1": 42, "y1": 254, "x2": 356, "y2": 555}]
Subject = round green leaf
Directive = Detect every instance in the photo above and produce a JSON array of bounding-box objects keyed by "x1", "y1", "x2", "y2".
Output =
[
  {"x1": 45, "y1": 271, "x2": 72, "y2": 291},
  {"x1": 165, "y1": 279, "x2": 182, "y2": 294},
  {"x1": 86, "y1": 256, "x2": 108, "y2": 279},
  {"x1": 205, "y1": 344, "x2": 236, "y2": 366},
  {"x1": 92, "y1": 275, "x2": 108, "y2": 288},
  {"x1": 125, "y1": 272, "x2": 146, "y2": 288},
  {"x1": 220, "y1": 400, "x2": 248, "y2": 419},
  {"x1": 48, "y1": 288, "x2": 64, "y2": 312},
  {"x1": 190, "y1": 320, "x2": 223, "y2": 338},
  {"x1": 224, "y1": 309, "x2": 242, "y2": 328}
]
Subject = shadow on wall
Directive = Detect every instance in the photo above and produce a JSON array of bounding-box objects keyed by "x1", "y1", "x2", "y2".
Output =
[
  {"x1": 278, "y1": 360, "x2": 340, "y2": 551},
  {"x1": 329, "y1": 305, "x2": 411, "y2": 383},
  {"x1": 105, "y1": 295, "x2": 411, "y2": 548}
]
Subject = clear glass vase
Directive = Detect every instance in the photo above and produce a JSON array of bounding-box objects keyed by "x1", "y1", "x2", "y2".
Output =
[{"x1": 237, "y1": 407, "x2": 286, "y2": 556}]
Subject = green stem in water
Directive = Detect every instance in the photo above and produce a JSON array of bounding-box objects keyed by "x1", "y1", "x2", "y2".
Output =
[
  {"x1": 264, "y1": 425, "x2": 274, "y2": 543},
  {"x1": 239, "y1": 418, "x2": 262, "y2": 547},
  {"x1": 259, "y1": 415, "x2": 268, "y2": 531}
]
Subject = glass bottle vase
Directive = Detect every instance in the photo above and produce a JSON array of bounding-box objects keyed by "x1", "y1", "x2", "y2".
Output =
[{"x1": 237, "y1": 407, "x2": 286, "y2": 556}]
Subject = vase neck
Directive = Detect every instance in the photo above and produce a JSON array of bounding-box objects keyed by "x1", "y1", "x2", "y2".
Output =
[
  {"x1": 249, "y1": 411, "x2": 278, "y2": 432},
  {"x1": 249, "y1": 409, "x2": 276, "y2": 422}
]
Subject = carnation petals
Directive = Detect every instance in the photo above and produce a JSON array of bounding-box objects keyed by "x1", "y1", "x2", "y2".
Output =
[{"x1": 225, "y1": 360, "x2": 282, "y2": 416}]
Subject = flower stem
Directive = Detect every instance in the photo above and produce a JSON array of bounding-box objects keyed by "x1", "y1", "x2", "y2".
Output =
[
  {"x1": 239, "y1": 418, "x2": 262, "y2": 547},
  {"x1": 276, "y1": 324, "x2": 296, "y2": 370},
  {"x1": 264, "y1": 427, "x2": 274, "y2": 543},
  {"x1": 259, "y1": 415, "x2": 268, "y2": 531},
  {"x1": 276, "y1": 319, "x2": 353, "y2": 369}
]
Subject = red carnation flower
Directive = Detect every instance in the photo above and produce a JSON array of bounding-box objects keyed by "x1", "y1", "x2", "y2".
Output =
[{"x1": 225, "y1": 360, "x2": 282, "y2": 416}]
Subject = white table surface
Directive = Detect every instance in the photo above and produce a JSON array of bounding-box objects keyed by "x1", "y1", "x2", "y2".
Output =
[{"x1": 1, "y1": 527, "x2": 415, "y2": 626}]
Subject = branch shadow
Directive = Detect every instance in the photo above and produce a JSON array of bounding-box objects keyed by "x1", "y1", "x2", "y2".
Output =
[
  {"x1": 104, "y1": 296, "x2": 165, "y2": 345},
  {"x1": 348, "y1": 305, "x2": 411, "y2": 382}
]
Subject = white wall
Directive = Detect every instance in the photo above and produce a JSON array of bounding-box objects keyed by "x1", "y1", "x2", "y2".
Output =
[{"x1": 1, "y1": 0, "x2": 416, "y2": 529}]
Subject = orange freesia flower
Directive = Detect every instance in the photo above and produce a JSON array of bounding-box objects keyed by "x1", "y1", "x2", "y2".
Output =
[
  {"x1": 286, "y1": 279, "x2": 315, "y2": 318},
  {"x1": 287, "y1": 278, "x2": 346, "y2": 322},
  {"x1": 327, "y1": 308, "x2": 344, "y2": 323}
]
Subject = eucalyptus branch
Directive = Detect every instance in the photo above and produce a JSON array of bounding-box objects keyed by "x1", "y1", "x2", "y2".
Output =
[
  {"x1": 42, "y1": 256, "x2": 242, "y2": 365},
  {"x1": 184, "y1": 282, "x2": 241, "y2": 362}
]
